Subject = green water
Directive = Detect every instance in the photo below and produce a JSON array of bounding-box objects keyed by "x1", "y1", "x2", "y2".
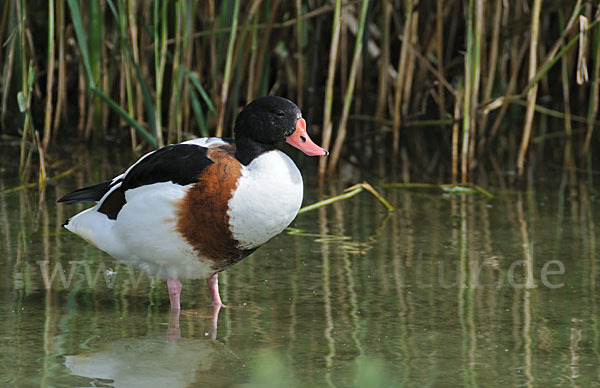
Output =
[{"x1": 1, "y1": 147, "x2": 599, "y2": 387}]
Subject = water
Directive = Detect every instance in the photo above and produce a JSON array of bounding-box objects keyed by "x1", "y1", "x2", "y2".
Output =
[{"x1": 1, "y1": 146, "x2": 599, "y2": 387}]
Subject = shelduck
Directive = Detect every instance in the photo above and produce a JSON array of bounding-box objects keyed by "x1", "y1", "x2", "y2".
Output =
[{"x1": 59, "y1": 96, "x2": 328, "y2": 311}]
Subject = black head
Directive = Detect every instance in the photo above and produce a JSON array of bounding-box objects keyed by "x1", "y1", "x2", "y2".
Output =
[
  {"x1": 233, "y1": 96, "x2": 328, "y2": 165},
  {"x1": 234, "y1": 96, "x2": 300, "y2": 143}
]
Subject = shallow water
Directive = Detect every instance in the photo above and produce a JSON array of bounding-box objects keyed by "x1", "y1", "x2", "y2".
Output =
[{"x1": 1, "y1": 146, "x2": 600, "y2": 387}]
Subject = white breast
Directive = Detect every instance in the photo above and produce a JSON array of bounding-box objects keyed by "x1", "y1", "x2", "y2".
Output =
[{"x1": 227, "y1": 150, "x2": 303, "y2": 249}]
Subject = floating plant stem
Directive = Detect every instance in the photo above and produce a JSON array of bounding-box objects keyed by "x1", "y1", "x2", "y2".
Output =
[
  {"x1": 1, "y1": 167, "x2": 77, "y2": 195},
  {"x1": 383, "y1": 182, "x2": 494, "y2": 199},
  {"x1": 298, "y1": 182, "x2": 394, "y2": 215}
]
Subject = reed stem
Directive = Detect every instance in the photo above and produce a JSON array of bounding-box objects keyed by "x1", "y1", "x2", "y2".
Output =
[
  {"x1": 461, "y1": 0, "x2": 475, "y2": 183},
  {"x1": 295, "y1": 0, "x2": 304, "y2": 106},
  {"x1": 516, "y1": 0, "x2": 542, "y2": 178},
  {"x1": 318, "y1": 0, "x2": 341, "y2": 183},
  {"x1": 215, "y1": 0, "x2": 240, "y2": 137},
  {"x1": 42, "y1": 0, "x2": 55, "y2": 152},
  {"x1": 392, "y1": 0, "x2": 414, "y2": 153},
  {"x1": 584, "y1": 11, "x2": 600, "y2": 154},
  {"x1": 327, "y1": 0, "x2": 369, "y2": 175},
  {"x1": 153, "y1": 0, "x2": 167, "y2": 148},
  {"x1": 2, "y1": 1, "x2": 600, "y2": 183}
]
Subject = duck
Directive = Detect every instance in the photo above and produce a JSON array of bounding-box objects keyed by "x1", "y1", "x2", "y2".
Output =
[{"x1": 59, "y1": 96, "x2": 328, "y2": 311}]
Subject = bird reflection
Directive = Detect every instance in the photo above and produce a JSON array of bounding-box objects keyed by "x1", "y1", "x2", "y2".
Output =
[
  {"x1": 167, "y1": 304, "x2": 222, "y2": 340},
  {"x1": 64, "y1": 306, "x2": 243, "y2": 388}
]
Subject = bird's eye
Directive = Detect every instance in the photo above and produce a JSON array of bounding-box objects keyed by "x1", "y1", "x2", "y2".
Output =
[{"x1": 276, "y1": 110, "x2": 285, "y2": 117}]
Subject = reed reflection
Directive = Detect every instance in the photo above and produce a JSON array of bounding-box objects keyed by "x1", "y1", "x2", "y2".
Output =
[{"x1": 1, "y1": 147, "x2": 600, "y2": 387}]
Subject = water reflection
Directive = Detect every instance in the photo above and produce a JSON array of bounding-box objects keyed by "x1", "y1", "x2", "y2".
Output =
[
  {"x1": 1, "y1": 146, "x2": 600, "y2": 387},
  {"x1": 64, "y1": 312, "x2": 244, "y2": 388}
]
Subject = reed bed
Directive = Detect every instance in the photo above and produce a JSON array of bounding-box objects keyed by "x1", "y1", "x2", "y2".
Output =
[{"x1": 0, "y1": 0, "x2": 599, "y2": 184}]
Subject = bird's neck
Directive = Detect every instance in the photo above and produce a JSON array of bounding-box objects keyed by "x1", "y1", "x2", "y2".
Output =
[{"x1": 234, "y1": 136, "x2": 277, "y2": 165}]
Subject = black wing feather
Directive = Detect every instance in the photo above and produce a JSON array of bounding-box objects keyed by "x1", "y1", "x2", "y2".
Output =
[
  {"x1": 120, "y1": 144, "x2": 214, "y2": 190},
  {"x1": 59, "y1": 144, "x2": 216, "y2": 220},
  {"x1": 57, "y1": 180, "x2": 113, "y2": 204}
]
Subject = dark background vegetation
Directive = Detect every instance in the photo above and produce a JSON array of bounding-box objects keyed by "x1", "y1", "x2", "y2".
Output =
[{"x1": 0, "y1": 0, "x2": 599, "y2": 185}]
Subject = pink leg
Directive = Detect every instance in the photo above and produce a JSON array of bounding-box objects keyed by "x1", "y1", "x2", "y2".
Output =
[
  {"x1": 167, "y1": 277, "x2": 182, "y2": 310},
  {"x1": 206, "y1": 274, "x2": 222, "y2": 306},
  {"x1": 207, "y1": 303, "x2": 222, "y2": 340},
  {"x1": 166, "y1": 309, "x2": 181, "y2": 340}
]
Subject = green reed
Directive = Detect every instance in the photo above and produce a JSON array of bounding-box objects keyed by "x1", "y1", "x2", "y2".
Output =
[
  {"x1": 318, "y1": 0, "x2": 341, "y2": 183},
  {"x1": 0, "y1": 1, "x2": 599, "y2": 185},
  {"x1": 215, "y1": 0, "x2": 239, "y2": 138},
  {"x1": 326, "y1": 0, "x2": 369, "y2": 175}
]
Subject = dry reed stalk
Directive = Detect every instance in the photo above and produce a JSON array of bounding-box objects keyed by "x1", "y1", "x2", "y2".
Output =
[
  {"x1": 166, "y1": 0, "x2": 183, "y2": 144},
  {"x1": 88, "y1": 0, "x2": 103, "y2": 136},
  {"x1": 0, "y1": 31, "x2": 16, "y2": 127},
  {"x1": 340, "y1": 7, "x2": 347, "y2": 98},
  {"x1": 253, "y1": 0, "x2": 280, "y2": 96},
  {"x1": 209, "y1": 0, "x2": 217, "y2": 93},
  {"x1": 101, "y1": 17, "x2": 109, "y2": 135},
  {"x1": 327, "y1": 0, "x2": 369, "y2": 175},
  {"x1": 52, "y1": 0, "x2": 66, "y2": 138},
  {"x1": 392, "y1": 0, "x2": 414, "y2": 153},
  {"x1": 577, "y1": 12, "x2": 589, "y2": 87},
  {"x1": 83, "y1": 98, "x2": 96, "y2": 141},
  {"x1": 35, "y1": 130, "x2": 47, "y2": 191},
  {"x1": 485, "y1": 38, "x2": 529, "y2": 150},
  {"x1": 229, "y1": 0, "x2": 262, "y2": 90},
  {"x1": 435, "y1": 0, "x2": 446, "y2": 121},
  {"x1": 318, "y1": 0, "x2": 341, "y2": 184},
  {"x1": 558, "y1": 9, "x2": 573, "y2": 139},
  {"x1": 584, "y1": 10, "x2": 600, "y2": 154},
  {"x1": 461, "y1": 0, "x2": 474, "y2": 183},
  {"x1": 215, "y1": 0, "x2": 240, "y2": 137},
  {"x1": 123, "y1": 61, "x2": 134, "y2": 147},
  {"x1": 118, "y1": 0, "x2": 137, "y2": 150},
  {"x1": 401, "y1": 11, "x2": 418, "y2": 118},
  {"x1": 182, "y1": 1, "x2": 197, "y2": 137},
  {"x1": 295, "y1": 0, "x2": 304, "y2": 106},
  {"x1": 254, "y1": 3, "x2": 334, "y2": 30},
  {"x1": 516, "y1": 0, "x2": 542, "y2": 178},
  {"x1": 466, "y1": 0, "x2": 483, "y2": 172},
  {"x1": 452, "y1": 85, "x2": 463, "y2": 183},
  {"x1": 118, "y1": 59, "x2": 125, "y2": 125},
  {"x1": 478, "y1": 0, "x2": 502, "y2": 136},
  {"x1": 142, "y1": 5, "x2": 156, "y2": 130},
  {"x1": 520, "y1": 5, "x2": 583, "y2": 96},
  {"x1": 246, "y1": 10, "x2": 259, "y2": 103},
  {"x1": 77, "y1": 65, "x2": 86, "y2": 135},
  {"x1": 42, "y1": 0, "x2": 55, "y2": 152},
  {"x1": 68, "y1": 0, "x2": 93, "y2": 137},
  {"x1": 128, "y1": 0, "x2": 143, "y2": 139},
  {"x1": 375, "y1": 0, "x2": 391, "y2": 122},
  {"x1": 153, "y1": 0, "x2": 167, "y2": 147},
  {"x1": 0, "y1": 2, "x2": 9, "y2": 70},
  {"x1": 5, "y1": 0, "x2": 599, "y2": 181}
]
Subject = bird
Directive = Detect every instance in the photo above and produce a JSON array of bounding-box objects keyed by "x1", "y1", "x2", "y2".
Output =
[{"x1": 58, "y1": 96, "x2": 328, "y2": 312}]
